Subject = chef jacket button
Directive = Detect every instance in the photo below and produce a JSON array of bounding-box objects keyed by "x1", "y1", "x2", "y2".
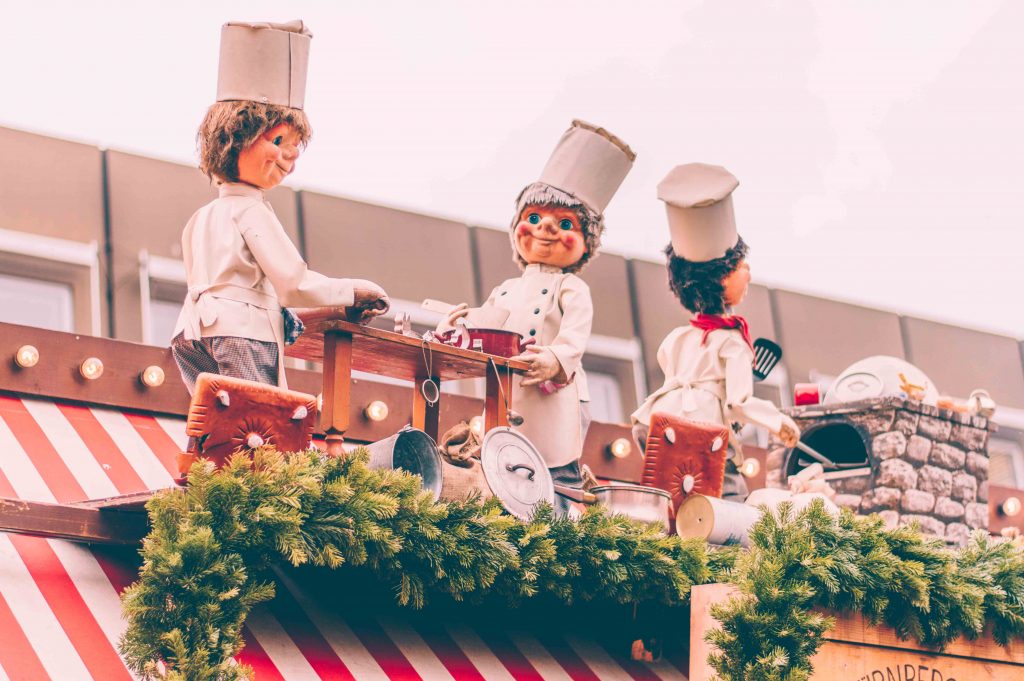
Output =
[
  {"x1": 533, "y1": 308, "x2": 540, "y2": 314},
  {"x1": 541, "y1": 288, "x2": 548, "y2": 294},
  {"x1": 529, "y1": 329, "x2": 536, "y2": 336}
]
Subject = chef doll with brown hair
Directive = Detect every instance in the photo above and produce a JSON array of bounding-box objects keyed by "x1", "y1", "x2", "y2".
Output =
[
  {"x1": 440, "y1": 120, "x2": 635, "y2": 514},
  {"x1": 171, "y1": 20, "x2": 389, "y2": 394},
  {"x1": 631, "y1": 163, "x2": 799, "y2": 496}
]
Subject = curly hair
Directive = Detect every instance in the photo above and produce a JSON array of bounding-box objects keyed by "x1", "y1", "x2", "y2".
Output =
[
  {"x1": 665, "y1": 236, "x2": 748, "y2": 315},
  {"x1": 509, "y1": 182, "x2": 603, "y2": 274},
  {"x1": 197, "y1": 100, "x2": 312, "y2": 182}
]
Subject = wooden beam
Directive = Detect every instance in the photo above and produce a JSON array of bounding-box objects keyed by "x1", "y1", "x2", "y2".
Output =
[{"x1": 0, "y1": 497, "x2": 148, "y2": 546}]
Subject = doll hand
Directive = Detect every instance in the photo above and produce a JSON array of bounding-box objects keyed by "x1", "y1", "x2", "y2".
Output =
[
  {"x1": 435, "y1": 303, "x2": 469, "y2": 333},
  {"x1": 347, "y1": 281, "x2": 390, "y2": 324},
  {"x1": 777, "y1": 417, "x2": 801, "y2": 448},
  {"x1": 511, "y1": 346, "x2": 566, "y2": 386}
]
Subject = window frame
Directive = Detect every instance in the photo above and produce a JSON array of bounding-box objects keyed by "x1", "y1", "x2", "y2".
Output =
[{"x1": 0, "y1": 226, "x2": 102, "y2": 336}]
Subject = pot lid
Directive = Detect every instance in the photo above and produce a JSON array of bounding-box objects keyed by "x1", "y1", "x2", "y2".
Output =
[
  {"x1": 823, "y1": 355, "x2": 939, "y2": 406},
  {"x1": 480, "y1": 427, "x2": 553, "y2": 520}
]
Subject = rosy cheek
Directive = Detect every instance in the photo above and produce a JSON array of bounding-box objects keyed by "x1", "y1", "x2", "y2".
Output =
[
  {"x1": 517, "y1": 224, "x2": 531, "y2": 236},
  {"x1": 562, "y1": 234, "x2": 575, "y2": 248}
]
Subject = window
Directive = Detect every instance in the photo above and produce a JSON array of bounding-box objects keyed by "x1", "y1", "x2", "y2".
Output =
[
  {"x1": 0, "y1": 272, "x2": 74, "y2": 331},
  {"x1": 139, "y1": 251, "x2": 186, "y2": 345},
  {"x1": 989, "y1": 432, "x2": 1024, "y2": 488},
  {"x1": 0, "y1": 227, "x2": 102, "y2": 335}
]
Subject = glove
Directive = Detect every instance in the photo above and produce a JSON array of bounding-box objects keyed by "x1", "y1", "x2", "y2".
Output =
[
  {"x1": 346, "y1": 280, "x2": 390, "y2": 323},
  {"x1": 510, "y1": 346, "x2": 566, "y2": 386},
  {"x1": 435, "y1": 303, "x2": 469, "y2": 333},
  {"x1": 776, "y1": 416, "x2": 800, "y2": 448}
]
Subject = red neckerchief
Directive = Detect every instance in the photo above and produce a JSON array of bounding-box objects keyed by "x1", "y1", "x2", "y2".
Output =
[{"x1": 690, "y1": 314, "x2": 753, "y2": 350}]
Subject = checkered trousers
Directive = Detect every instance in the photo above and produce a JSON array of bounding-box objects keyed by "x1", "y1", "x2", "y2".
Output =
[{"x1": 171, "y1": 334, "x2": 279, "y2": 395}]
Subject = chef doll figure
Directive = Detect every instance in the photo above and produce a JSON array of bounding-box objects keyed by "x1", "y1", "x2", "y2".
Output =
[
  {"x1": 440, "y1": 120, "x2": 635, "y2": 515},
  {"x1": 171, "y1": 21, "x2": 389, "y2": 394},
  {"x1": 630, "y1": 163, "x2": 799, "y2": 497}
]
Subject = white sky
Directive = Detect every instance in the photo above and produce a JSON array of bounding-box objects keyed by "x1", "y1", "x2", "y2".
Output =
[{"x1": 2, "y1": 1, "x2": 1021, "y2": 338}]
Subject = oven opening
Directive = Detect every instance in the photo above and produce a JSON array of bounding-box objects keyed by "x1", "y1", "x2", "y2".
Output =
[{"x1": 785, "y1": 421, "x2": 871, "y2": 478}]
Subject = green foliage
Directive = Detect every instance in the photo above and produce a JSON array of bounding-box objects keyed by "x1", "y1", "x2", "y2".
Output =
[
  {"x1": 119, "y1": 449, "x2": 1024, "y2": 681},
  {"x1": 119, "y1": 448, "x2": 712, "y2": 680},
  {"x1": 706, "y1": 500, "x2": 1024, "y2": 680}
]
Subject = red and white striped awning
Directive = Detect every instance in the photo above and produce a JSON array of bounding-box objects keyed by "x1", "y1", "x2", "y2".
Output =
[{"x1": 0, "y1": 394, "x2": 689, "y2": 680}]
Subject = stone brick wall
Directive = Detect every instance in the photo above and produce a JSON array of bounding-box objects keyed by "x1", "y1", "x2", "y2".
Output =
[{"x1": 764, "y1": 397, "x2": 996, "y2": 545}]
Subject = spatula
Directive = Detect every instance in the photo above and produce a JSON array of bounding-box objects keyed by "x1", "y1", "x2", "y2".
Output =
[{"x1": 752, "y1": 338, "x2": 782, "y2": 382}]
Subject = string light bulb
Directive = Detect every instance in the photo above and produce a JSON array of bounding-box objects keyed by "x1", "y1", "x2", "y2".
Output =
[
  {"x1": 15, "y1": 345, "x2": 39, "y2": 368},
  {"x1": 608, "y1": 438, "x2": 632, "y2": 458},
  {"x1": 469, "y1": 415, "x2": 485, "y2": 436},
  {"x1": 140, "y1": 365, "x2": 165, "y2": 387},
  {"x1": 1002, "y1": 496, "x2": 1022, "y2": 518},
  {"x1": 364, "y1": 400, "x2": 389, "y2": 422},
  {"x1": 739, "y1": 458, "x2": 762, "y2": 478},
  {"x1": 79, "y1": 357, "x2": 104, "y2": 380}
]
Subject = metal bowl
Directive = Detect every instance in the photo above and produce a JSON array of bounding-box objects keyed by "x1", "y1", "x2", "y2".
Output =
[{"x1": 589, "y1": 484, "x2": 672, "y2": 534}]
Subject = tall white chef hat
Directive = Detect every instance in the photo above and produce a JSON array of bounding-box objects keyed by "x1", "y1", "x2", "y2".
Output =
[
  {"x1": 217, "y1": 20, "x2": 312, "y2": 110},
  {"x1": 537, "y1": 120, "x2": 636, "y2": 216},
  {"x1": 659, "y1": 163, "x2": 740, "y2": 262}
]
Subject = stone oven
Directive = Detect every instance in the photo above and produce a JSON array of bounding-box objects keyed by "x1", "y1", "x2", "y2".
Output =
[{"x1": 764, "y1": 396, "x2": 996, "y2": 544}]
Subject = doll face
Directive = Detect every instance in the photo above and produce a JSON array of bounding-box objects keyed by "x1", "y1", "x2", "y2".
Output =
[
  {"x1": 514, "y1": 204, "x2": 587, "y2": 270},
  {"x1": 722, "y1": 260, "x2": 751, "y2": 307},
  {"x1": 236, "y1": 123, "x2": 302, "y2": 189}
]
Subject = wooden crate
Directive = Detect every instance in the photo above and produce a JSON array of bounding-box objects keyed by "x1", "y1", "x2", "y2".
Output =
[{"x1": 690, "y1": 583, "x2": 1024, "y2": 681}]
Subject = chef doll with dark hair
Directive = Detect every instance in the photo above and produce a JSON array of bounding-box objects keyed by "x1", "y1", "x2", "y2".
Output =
[
  {"x1": 172, "y1": 21, "x2": 389, "y2": 394},
  {"x1": 631, "y1": 163, "x2": 798, "y2": 497},
  {"x1": 440, "y1": 120, "x2": 635, "y2": 514}
]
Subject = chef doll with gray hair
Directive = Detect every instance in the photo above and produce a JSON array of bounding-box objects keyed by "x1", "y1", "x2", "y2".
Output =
[
  {"x1": 172, "y1": 21, "x2": 389, "y2": 394},
  {"x1": 440, "y1": 120, "x2": 635, "y2": 514},
  {"x1": 631, "y1": 163, "x2": 799, "y2": 497}
]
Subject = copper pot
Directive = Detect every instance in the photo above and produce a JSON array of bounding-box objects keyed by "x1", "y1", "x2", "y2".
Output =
[{"x1": 439, "y1": 327, "x2": 535, "y2": 358}]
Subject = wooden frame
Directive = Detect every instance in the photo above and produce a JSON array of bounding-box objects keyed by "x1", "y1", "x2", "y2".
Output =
[{"x1": 288, "y1": 316, "x2": 528, "y2": 453}]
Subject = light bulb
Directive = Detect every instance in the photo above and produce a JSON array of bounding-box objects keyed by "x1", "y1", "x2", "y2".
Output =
[
  {"x1": 739, "y1": 458, "x2": 761, "y2": 478},
  {"x1": 469, "y1": 415, "x2": 485, "y2": 436},
  {"x1": 140, "y1": 365, "x2": 165, "y2": 387},
  {"x1": 80, "y1": 357, "x2": 104, "y2": 380},
  {"x1": 15, "y1": 345, "x2": 39, "y2": 368},
  {"x1": 1002, "y1": 497, "x2": 1022, "y2": 518},
  {"x1": 364, "y1": 400, "x2": 389, "y2": 422},
  {"x1": 609, "y1": 437, "x2": 632, "y2": 458}
]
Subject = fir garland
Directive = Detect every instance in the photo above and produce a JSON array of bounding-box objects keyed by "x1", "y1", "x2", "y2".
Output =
[
  {"x1": 707, "y1": 500, "x2": 1024, "y2": 680},
  {"x1": 117, "y1": 447, "x2": 1024, "y2": 681},
  {"x1": 119, "y1": 447, "x2": 716, "y2": 680}
]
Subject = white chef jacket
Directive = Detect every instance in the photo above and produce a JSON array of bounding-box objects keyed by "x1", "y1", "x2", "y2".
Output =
[
  {"x1": 481, "y1": 263, "x2": 592, "y2": 467},
  {"x1": 173, "y1": 183, "x2": 361, "y2": 388},
  {"x1": 631, "y1": 325, "x2": 794, "y2": 438}
]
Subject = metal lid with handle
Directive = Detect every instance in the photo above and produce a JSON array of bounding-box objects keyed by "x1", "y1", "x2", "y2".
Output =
[{"x1": 479, "y1": 427, "x2": 555, "y2": 520}]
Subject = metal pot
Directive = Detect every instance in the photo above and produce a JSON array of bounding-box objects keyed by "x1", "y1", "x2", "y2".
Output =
[
  {"x1": 478, "y1": 427, "x2": 672, "y2": 532},
  {"x1": 439, "y1": 327, "x2": 535, "y2": 358},
  {"x1": 364, "y1": 426, "x2": 443, "y2": 500},
  {"x1": 588, "y1": 485, "x2": 672, "y2": 534}
]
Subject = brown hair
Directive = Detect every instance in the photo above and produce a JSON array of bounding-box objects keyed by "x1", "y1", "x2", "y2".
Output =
[
  {"x1": 665, "y1": 236, "x2": 749, "y2": 315},
  {"x1": 197, "y1": 100, "x2": 312, "y2": 182}
]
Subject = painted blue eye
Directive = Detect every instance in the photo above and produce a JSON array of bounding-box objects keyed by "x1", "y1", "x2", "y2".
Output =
[
  {"x1": 559, "y1": 219, "x2": 573, "y2": 231},
  {"x1": 528, "y1": 213, "x2": 541, "y2": 224},
  {"x1": 273, "y1": 136, "x2": 283, "y2": 146}
]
